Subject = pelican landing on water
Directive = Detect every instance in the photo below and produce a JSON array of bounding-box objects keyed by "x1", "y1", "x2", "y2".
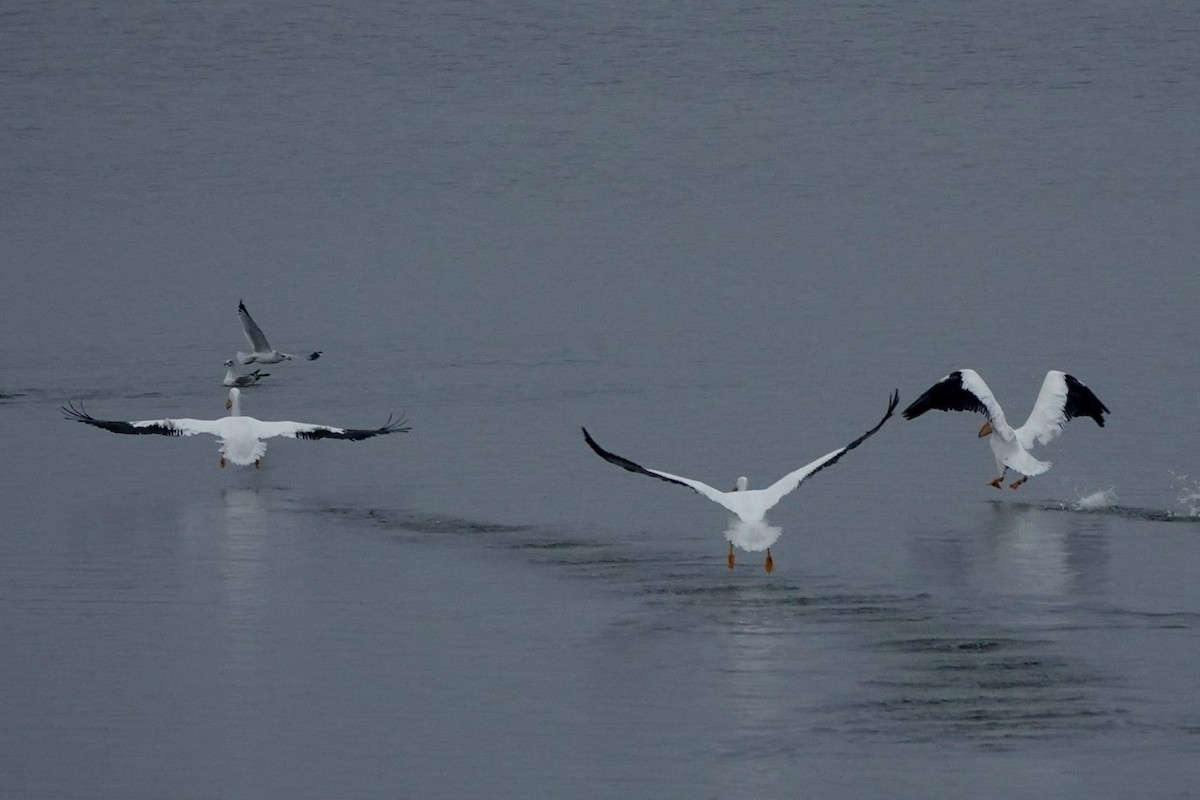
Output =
[
  {"x1": 582, "y1": 390, "x2": 899, "y2": 573},
  {"x1": 64, "y1": 388, "x2": 408, "y2": 469},
  {"x1": 902, "y1": 369, "x2": 1109, "y2": 490}
]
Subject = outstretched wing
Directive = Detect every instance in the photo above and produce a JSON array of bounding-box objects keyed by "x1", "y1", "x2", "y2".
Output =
[
  {"x1": 1016, "y1": 371, "x2": 1109, "y2": 448},
  {"x1": 258, "y1": 414, "x2": 411, "y2": 441},
  {"x1": 238, "y1": 299, "x2": 272, "y2": 353},
  {"x1": 903, "y1": 369, "x2": 1013, "y2": 438},
  {"x1": 903, "y1": 370, "x2": 995, "y2": 419},
  {"x1": 63, "y1": 402, "x2": 221, "y2": 437},
  {"x1": 581, "y1": 427, "x2": 738, "y2": 512},
  {"x1": 757, "y1": 389, "x2": 899, "y2": 512}
]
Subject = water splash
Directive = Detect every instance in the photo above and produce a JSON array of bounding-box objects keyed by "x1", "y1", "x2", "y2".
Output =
[
  {"x1": 1170, "y1": 471, "x2": 1200, "y2": 517},
  {"x1": 1073, "y1": 488, "x2": 1117, "y2": 512},
  {"x1": 1043, "y1": 477, "x2": 1200, "y2": 522}
]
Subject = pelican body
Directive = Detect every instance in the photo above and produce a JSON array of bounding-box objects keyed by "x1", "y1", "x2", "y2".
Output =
[{"x1": 903, "y1": 369, "x2": 1109, "y2": 489}]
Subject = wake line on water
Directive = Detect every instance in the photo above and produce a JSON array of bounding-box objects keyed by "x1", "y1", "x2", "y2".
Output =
[{"x1": 312, "y1": 504, "x2": 536, "y2": 537}]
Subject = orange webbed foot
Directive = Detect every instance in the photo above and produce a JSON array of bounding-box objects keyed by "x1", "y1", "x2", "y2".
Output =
[
  {"x1": 989, "y1": 477, "x2": 1003, "y2": 489},
  {"x1": 219, "y1": 457, "x2": 226, "y2": 469},
  {"x1": 1009, "y1": 477, "x2": 1027, "y2": 490},
  {"x1": 254, "y1": 459, "x2": 261, "y2": 469},
  {"x1": 727, "y1": 543, "x2": 736, "y2": 570},
  {"x1": 764, "y1": 549, "x2": 774, "y2": 574}
]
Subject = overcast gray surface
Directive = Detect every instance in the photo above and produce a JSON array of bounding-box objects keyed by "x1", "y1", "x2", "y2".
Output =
[{"x1": 3, "y1": 1, "x2": 1200, "y2": 797}]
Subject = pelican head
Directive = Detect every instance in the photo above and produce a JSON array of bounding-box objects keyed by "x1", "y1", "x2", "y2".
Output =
[
  {"x1": 978, "y1": 420, "x2": 994, "y2": 438},
  {"x1": 732, "y1": 476, "x2": 749, "y2": 492}
]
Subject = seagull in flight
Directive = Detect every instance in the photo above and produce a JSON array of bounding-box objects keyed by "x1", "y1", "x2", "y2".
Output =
[
  {"x1": 583, "y1": 390, "x2": 898, "y2": 572},
  {"x1": 222, "y1": 359, "x2": 270, "y2": 388},
  {"x1": 902, "y1": 369, "x2": 1109, "y2": 489},
  {"x1": 237, "y1": 299, "x2": 322, "y2": 364},
  {"x1": 64, "y1": 388, "x2": 407, "y2": 469}
]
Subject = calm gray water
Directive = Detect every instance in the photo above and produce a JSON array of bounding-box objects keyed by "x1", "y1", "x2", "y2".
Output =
[{"x1": 3, "y1": 1, "x2": 1200, "y2": 797}]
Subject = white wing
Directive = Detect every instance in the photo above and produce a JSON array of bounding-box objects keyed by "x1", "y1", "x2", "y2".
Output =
[
  {"x1": 754, "y1": 447, "x2": 847, "y2": 513},
  {"x1": 1015, "y1": 370, "x2": 1071, "y2": 449},
  {"x1": 238, "y1": 300, "x2": 272, "y2": 353},
  {"x1": 581, "y1": 429, "x2": 743, "y2": 512},
  {"x1": 639, "y1": 466, "x2": 749, "y2": 516},
  {"x1": 250, "y1": 416, "x2": 410, "y2": 441},
  {"x1": 64, "y1": 404, "x2": 225, "y2": 438},
  {"x1": 754, "y1": 389, "x2": 899, "y2": 513},
  {"x1": 1016, "y1": 370, "x2": 1109, "y2": 449}
]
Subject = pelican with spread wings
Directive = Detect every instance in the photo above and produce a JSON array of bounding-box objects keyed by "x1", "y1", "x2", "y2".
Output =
[
  {"x1": 65, "y1": 388, "x2": 407, "y2": 469},
  {"x1": 583, "y1": 390, "x2": 898, "y2": 572},
  {"x1": 903, "y1": 369, "x2": 1109, "y2": 489}
]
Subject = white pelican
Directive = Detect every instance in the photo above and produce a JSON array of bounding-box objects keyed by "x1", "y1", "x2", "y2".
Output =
[
  {"x1": 64, "y1": 387, "x2": 407, "y2": 469},
  {"x1": 582, "y1": 390, "x2": 898, "y2": 572},
  {"x1": 237, "y1": 300, "x2": 322, "y2": 364},
  {"x1": 222, "y1": 359, "x2": 270, "y2": 388},
  {"x1": 903, "y1": 369, "x2": 1109, "y2": 489}
]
